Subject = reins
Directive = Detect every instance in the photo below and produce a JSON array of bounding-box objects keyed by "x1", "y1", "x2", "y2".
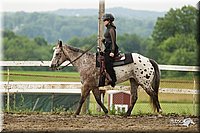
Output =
[{"x1": 56, "y1": 42, "x2": 97, "y2": 70}]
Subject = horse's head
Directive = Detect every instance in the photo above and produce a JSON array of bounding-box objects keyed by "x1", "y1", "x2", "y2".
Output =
[{"x1": 50, "y1": 40, "x2": 69, "y2": 70}]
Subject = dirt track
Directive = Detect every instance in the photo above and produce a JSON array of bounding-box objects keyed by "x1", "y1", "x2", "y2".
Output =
[{"x1": 2, "y1": 113, "x2": 199, "y2": 133}]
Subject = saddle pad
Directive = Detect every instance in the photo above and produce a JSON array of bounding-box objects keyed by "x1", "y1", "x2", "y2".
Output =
[
  {"x1": 113, "y1": 53, "x2": 133, "y2": 67},
  {"x1": 96, "y1": 53, "x2": 133, "y2": 67}
]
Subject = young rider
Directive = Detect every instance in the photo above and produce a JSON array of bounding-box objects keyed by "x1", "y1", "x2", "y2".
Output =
[{"x1": 102, "y1": 13, "x2": 119, "y2": 87}]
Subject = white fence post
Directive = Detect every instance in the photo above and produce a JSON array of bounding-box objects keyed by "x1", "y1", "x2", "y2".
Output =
[
  {"x1": 192, "y1": 73, "x2": 197, "y2": 115},
  {"x1": 6, "y1": 67, "x2": 10, "y2": 112}
]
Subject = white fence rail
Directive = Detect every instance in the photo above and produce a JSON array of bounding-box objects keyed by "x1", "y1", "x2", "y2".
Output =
[
  {"x1": 0, "y1": 82, "x2": 82, "y2": 93},
  {"x1": 0, "y1": 82, "x2": 199, "y2": 94},
  {"x1": 0, "y1": 61, "x2": 199, "y2": 71},
  {"x1": 0, "y1": 61, "x2": 72, "y2": 67}
]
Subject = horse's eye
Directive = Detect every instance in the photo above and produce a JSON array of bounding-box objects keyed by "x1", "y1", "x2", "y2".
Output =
[{"x1": 56, "y1": 53, "x2": 59, "y2": 56}]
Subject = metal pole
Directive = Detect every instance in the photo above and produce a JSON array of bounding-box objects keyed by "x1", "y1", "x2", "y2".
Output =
[
  {"x1": 98, "y1": 0, "x2": 105, "y2": 51},
  {"x1": 51, "y1": 94, "x2": 54, "y2": 112},
  {"x1": 32, "y1": 98, "x2": 40, "y2": 111}
]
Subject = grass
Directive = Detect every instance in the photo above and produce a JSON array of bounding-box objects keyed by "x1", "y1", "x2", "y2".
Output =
[
  {"x1": 89, "y1": 102, "x2": 199, "y2": 116},
  {"x1": 1, "y1": 70, "x2": 80, "y2": 82}
]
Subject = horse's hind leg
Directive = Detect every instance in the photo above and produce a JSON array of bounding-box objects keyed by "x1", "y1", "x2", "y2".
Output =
[
  {"x1": 92, "y1": 87, "x2": 108, "y2": 114},
  {"x1": 75, "y1": 85, "x2": 90, "y2": 115},
  {"x1": 125, "y1": 78, "x2": 139, "y2": 117}
]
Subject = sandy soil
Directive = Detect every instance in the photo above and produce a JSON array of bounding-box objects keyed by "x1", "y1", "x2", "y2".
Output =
[{"x1": 2, "y1": 113, "x2": 199, "y2": 133}]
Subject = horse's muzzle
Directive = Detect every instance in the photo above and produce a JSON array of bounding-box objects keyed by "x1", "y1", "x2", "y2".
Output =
[{"x1": 50, "y1": 64, "x2": 57, "y2": 70}]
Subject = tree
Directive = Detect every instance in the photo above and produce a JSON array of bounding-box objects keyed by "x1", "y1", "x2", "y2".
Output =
[
  {"x1": 158, "y1": 34, "x2": 197, "y2": 65},
  {"x1": 67, "y1": 34, "x2": 97, "y2": 52},
  {"x1": 3, "y1": 30, "x2": 51, "y2": 61},
  {"x1": 34, "y1": 36, "x2": 48, "y2": 46},
  {"x1": 152, "y1": 6, "x2": 197, "y2": 44},
  {"x1": 147, "y1": 5, "x2": 198, "y2": 66},
  {"x1": 3, "y1": 30, "x2": 16, "y2": 39},
  {"x1": 117, "y1": 33, "x2": 142, "y2": 53}
]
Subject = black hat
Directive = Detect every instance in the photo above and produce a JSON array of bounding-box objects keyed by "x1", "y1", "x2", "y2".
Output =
[{"x1": 102, "y1": 13, "x2": 115, "y2": 22}]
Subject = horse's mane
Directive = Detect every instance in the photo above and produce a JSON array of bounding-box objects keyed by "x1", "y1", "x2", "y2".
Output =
[
  {"x1": 66, "y1": 45, "x2": 85, "y2": 53},
  {"x1": 65, "y1": 44, "x2": 93, "y2": 56}
]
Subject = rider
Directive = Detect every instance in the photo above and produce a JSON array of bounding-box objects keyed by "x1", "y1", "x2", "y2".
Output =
[{"x1": 102, "y1": 13, "x2": 119, "y2": 87}]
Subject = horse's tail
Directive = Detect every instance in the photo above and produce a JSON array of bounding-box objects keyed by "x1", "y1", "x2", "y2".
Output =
[
  {"x1": 150, "y1": 59, "x2": 160, "y2": 94},
  {"x1": 149, "y1": 59, "x2": 160, "y2": 111}
]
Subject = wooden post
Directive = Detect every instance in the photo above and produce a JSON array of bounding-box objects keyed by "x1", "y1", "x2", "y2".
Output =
[
  {"x1": 192, "y1": 73, "x2": 196, "y2": 115},
  {"x1": 97, "y1": 0, "x2": 105, "y2": 112},
  {"x1": 98, "y1": 0, "x2": 105, "y2": 51},
  {"x1": 7, "y1": 67, "x2": 10, "y2": 112}
]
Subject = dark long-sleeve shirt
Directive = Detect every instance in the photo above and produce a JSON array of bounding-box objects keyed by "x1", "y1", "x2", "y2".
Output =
[{"x1": 104, "y1": 24, "x2": 118, "y2": 54}]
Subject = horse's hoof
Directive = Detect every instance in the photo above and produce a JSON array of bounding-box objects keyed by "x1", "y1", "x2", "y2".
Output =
[
  {"x1": 123, "y1": 115, "x2": 127, "y2": 118},
  {"x1": 71, "y1": 114, "x2": 77, "y2": 118},
  {"x1": 157, "y1": 114, "x2": 163, "y2": 118},
  {"x1": 159, "y1": 109, "x2": 163, "y2": 113},
  {"x1": 103, "y1": 109, "x2": 108, "y2": 114},
  {"x1": 124, "y1": 113, "x2": 131, "y2": 118},
  {"x1": 105, "y1": 114, "x2": 110, "y2": 118}
]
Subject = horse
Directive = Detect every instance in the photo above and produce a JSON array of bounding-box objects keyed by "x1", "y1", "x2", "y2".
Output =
[{"x1": 50, "y1": 41, "x2": 162, "y2": 117}]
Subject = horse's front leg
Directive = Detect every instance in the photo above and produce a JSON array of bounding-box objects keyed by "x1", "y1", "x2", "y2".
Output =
[
  {"x1": 125, "y1": 78, "x2": 139, "y2": 117},
  {"x1": 92, "y1": 87, "x2": 108, "y2": 115},
  {"x1": 75, "y1": 84, "x2": 90, "y2": 116}
]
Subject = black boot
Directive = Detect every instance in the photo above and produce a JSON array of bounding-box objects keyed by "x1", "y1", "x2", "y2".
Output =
[
  {"x1": 110, "y1": 81, "x2": 116, "y2": 87},
  {"x1": 109, "y1": 70, "x2": 117, "y2": 87},
  {"x1": 99, "y1": 74, "x2": 106, "y2": 87}
]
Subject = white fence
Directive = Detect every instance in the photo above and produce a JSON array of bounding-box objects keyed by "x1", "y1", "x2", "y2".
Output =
[{"x1": 0, "y1": 61, "x2": 199, "y2": 95}]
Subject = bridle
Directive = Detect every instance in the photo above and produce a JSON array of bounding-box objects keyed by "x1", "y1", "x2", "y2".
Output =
[{"x1": 56, "y1": 43, "x2": 96, "y2": 70}]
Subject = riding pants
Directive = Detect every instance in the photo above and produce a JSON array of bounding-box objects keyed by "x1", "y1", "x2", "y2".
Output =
[{"x1": 104, "y1": 52, "x2": 117, "y2": 84}]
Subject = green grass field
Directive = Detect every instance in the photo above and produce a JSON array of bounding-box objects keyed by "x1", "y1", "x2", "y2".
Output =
[
  {"x1": 1, "y1": 70, "x2": 199, "y2": 115},
  {"x1": 2, "y1": 70, "x2": 80, "y2": 82},
  {"x1": 89, "y1": 101, "x2": 199, "y2": 116}
]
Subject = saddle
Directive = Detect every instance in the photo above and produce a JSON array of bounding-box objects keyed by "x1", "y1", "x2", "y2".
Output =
[
  {"x1": 96, "y1": 52, "x2": 133, "y2": 87},
  {"x1": 96, "y1": 52, "x2": 133, "y2": 68}
]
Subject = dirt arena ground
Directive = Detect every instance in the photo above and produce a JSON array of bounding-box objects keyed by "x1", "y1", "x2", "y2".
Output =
[{"x1": 2, "y1": 113, "x2": 199, "y2": 133}]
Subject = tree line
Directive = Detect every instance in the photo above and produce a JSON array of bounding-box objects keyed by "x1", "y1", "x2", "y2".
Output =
[{"x1": 3, "y1": 10, "x2": 156, "y2": 43}]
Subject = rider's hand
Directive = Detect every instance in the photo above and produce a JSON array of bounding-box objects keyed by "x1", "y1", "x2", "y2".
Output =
[
  {"x1": 109, "y1": 52, "x2": 114, "y2": 57},
  {"x1": 101, "y1": 38, "x2": 105, "y2": 43}
]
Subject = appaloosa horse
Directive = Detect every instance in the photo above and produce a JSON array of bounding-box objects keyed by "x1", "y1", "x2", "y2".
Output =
[{"x1": 50, "y1": 41, "x2": 162, "y2": 116}]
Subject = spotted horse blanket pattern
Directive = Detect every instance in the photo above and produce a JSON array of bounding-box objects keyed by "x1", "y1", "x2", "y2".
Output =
[
  {"x1": 114, "y1": 53, "x2": 155, "y2": 90},
  {"x1": 132, "y1": 53, "x2": 154, "y2": 87}
]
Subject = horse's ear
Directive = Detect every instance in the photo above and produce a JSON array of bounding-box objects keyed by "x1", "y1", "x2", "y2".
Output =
[{"x1": 58, "y1": 40, "x2": 62, "y2": 47}]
